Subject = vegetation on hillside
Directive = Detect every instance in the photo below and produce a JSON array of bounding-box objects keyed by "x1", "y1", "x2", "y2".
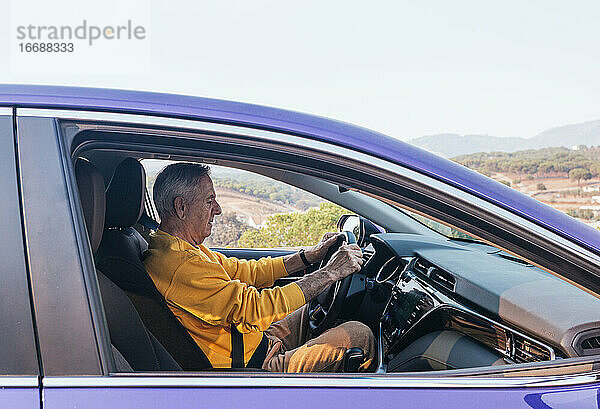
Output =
[
  {"x1": 237, "y1": 202, "x2": 348, "y2": 248},
  {"x1": 211, "y1": 175, "x2": 322, "y2": 211},
  {"x1": 453, "y1": 146, "x2": 600, "y2": 177}
]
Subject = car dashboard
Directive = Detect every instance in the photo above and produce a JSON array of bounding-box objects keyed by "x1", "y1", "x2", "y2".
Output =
[{"x1": 360, "y1": 233, "x2": 600, "y2": 372}]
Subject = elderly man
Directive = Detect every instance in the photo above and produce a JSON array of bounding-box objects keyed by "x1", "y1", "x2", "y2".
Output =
[{"x1": 144, "y1": 163, "x2": 374, "y2": 372}]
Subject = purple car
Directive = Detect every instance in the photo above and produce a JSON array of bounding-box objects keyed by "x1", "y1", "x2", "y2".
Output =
[{"x1": 1, "y1": 85, "x2": 599, "y2": 409}]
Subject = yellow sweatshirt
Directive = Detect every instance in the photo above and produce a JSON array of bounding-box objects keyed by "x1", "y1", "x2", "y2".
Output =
[{"x1": 143, "y1": 230, "x2": 306, "y2": 368}]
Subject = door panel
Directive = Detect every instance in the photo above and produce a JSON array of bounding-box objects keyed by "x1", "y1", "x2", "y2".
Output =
[
  {"x1": 0, "y1": 114, "x2": 40, "y2": 408},
  {"x1": 41, "y1": 381, "x2": 600, "y2": 409},
  {"x1": 16, "y1": 116, "x2": 103, "y2": 376},
  {"x1": 0, "y1": 387, "x2": 39, "y2": 409},
  {"x1": 214, "y1": 248, "x2": 305, "y2": 286},
  {"x1": 211, "y1": 248, "x2": 295, "y2": 260}
]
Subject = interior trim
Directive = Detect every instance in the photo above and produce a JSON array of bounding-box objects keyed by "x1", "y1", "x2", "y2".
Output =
[
  {"x1": 0, "y1": 376, "x2": 39, "y2": 387},
  {"x1": 0, "y1": 107, "x2": 12, "y2": 115},
  {"x1": 42, "y1": 373, "x2": 599, "y2": 389}
]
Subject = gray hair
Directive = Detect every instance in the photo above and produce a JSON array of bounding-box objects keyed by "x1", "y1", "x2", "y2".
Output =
[{"x1": 153, "y1": 162, "x2": 211, "y2": 218}]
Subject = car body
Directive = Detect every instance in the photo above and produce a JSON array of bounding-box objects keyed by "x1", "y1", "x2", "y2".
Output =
[{"x1": 1, "y1": 84, "x2": 600, "y2": 408}]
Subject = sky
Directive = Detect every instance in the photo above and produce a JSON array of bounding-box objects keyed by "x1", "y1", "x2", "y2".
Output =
[{"x1": 2, "y1": 0, "x2": 600, "y2": 141}]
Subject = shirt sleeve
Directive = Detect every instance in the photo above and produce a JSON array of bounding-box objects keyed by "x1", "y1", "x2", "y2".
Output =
[
  {"x1": 212, "y1": 251, "x2": 289, "y2": 289},
  {"x1": 164, "y1": 255, "x2": 306, "y2": 333}
]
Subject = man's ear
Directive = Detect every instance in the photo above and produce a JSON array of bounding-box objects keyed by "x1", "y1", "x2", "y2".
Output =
[{"x1": 173, "y1": 196, "x2": 186, "y2": 220}]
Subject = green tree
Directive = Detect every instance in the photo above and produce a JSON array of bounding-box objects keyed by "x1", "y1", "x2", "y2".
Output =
[
  {"x1": 569, "y1": 168, "x2": 592, "y2": 186},
  {"x1": 238, "y1": 202, "x2": 349, "y2": 248}
]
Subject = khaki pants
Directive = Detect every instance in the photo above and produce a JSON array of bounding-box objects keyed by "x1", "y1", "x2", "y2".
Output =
[{"x1": 261, "y1": 305, "x2": 375, "y2": 373}]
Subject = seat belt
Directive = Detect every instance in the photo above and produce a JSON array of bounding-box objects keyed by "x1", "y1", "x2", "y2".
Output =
[
  {"x1": 246, "y1": 333, "x2": 268, "y2": 369},
  {"x1": 230, "y1": 323, "x2": 244, "y2": 368},
  {"x1": 231, "y1": 324, "x2": 269, "y2": 369}
]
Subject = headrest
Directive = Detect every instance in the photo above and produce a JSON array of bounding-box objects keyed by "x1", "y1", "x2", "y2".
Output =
[
  {"x1": 105, "y1": 158, "x2": 146, "y2": 228},
  {"x1": 75, "y1": 159, "x2": 106, "y2": 253}
]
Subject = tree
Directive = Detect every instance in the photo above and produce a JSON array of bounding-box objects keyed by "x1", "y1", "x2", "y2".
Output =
[
  {"x1": 453, "y1": 146, "x2": 600, "y2": 179},
  {"x1": 238, "y1": 202, "x2": 349, "y2": 248},
  {"x1": 536, "y1": 183, "x2": 547, "y2": 191},
  {"x1": 204, "y1": 212, "x2": 257, "y2": 248},
  {"x1": 569, "y1": 168, "x2": 592, "y2": 186}
]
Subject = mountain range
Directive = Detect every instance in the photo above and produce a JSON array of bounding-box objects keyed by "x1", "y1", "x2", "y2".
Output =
[{"x1": 409, "y1": 119, "x2": 600, "y2": 158}]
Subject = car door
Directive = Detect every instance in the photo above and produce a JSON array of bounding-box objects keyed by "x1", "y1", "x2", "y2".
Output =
[
  {"x1": 215, "y1": 248, "x2": 300, "y2": 287},
  {"x1": 0, "y1": 109, "x2": 40, "y2": 409},
  {"x1": 14, "y1": 108, "x2": 600, "y2": 409}
]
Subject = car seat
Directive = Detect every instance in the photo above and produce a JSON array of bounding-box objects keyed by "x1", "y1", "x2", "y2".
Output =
[
  {"x1": 75, "y1": 158, "x2": 181, "y2": 372},
  {"x1": 95, "y1": 158, "x2": 213, "y2": 370}
]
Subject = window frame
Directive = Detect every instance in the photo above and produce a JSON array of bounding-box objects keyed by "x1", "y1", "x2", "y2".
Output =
[
  {"x1": 15, "y1": 115, "x2": 111, "y2": 376},
  {"x1": 15, "y1": 107, "x2": 599, "y2": 385}
]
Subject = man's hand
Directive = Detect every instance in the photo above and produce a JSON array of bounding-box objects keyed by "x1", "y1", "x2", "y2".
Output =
[
  {"x1": 320, "y1": 243, "x2": 364, "y2": 281},
  {"x1": 304, "y1": 232, "x2": 344, "y2": 264},
  {"x1": 295, "y1": 243, "x2": 364, "y2": 302}
]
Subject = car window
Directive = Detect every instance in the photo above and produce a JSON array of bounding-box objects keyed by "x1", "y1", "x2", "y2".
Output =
[
  {"x1": 0, "y1": 115, "x2": 38, "y2": 375},
  {"x1": 143, "y1": 159, "x2": 346, "y2": 249},
  {"x1": 60, "y1": 114, "x2": 600, "y2": 382}
]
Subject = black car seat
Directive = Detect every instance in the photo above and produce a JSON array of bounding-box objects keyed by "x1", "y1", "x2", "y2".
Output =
[
  {"x1": 75, "y1": 158, "x2": 181, "y2": 372},
  {"x1": 95, "y1": 158, "x2": 213, "y2": 370}
]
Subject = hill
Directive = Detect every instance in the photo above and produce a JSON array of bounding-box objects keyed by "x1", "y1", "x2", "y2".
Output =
[
  {"x1": 529, "y1": 120, "x2": 600, "y2": 148},
  {"x1": 453, "y1": 146, "x2": 600, "y2": 178},
  {"x1": 409, "y1": 134, "x2": 532, "y2": 157},
  {"x1": 409, "y1": 119, "x2": 600, "y2": 157}
]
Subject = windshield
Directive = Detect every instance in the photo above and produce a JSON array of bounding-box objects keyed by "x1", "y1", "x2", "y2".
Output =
[{"x1": 401, "y1": 208, "x2": 479, "y2": 241}]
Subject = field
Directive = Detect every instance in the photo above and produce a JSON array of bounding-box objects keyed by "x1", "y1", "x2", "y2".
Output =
[
  {"x1": 215, "y1": 187, "x2": 301, "y2": 227},
  {"x1": 490, "y1": 173, "x2": 600, "y2": 227}
]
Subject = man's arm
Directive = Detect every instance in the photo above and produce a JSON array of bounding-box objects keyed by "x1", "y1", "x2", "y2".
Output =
[
  {"x1": 218, "y1": 233, "x2": 343, "y2": 288},
  {"x1": 215, "y1": 254, "x2": 287, "y2": 288},
  {"x1": 165, "y1": 255, "x2": 306, "y2": 333}
]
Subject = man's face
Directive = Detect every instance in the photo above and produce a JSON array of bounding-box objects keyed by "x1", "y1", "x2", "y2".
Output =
[{"x1": 186, "y1": 175, "x2": 222, "y2": 244}]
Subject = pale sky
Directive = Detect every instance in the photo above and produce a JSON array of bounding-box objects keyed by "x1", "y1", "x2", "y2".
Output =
[{"x1": 2, "y1": 0, "x2": 600, "y2": 141}]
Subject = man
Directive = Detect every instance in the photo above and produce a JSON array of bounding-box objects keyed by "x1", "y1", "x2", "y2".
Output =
[{"x1": 144, "y1": 163, "x2": 374, "y2": 372}]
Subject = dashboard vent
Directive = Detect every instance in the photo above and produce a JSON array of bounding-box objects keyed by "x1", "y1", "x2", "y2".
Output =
[
  {"x1": 581, "y1": 336, "x2": 600, "y2": 350},
  {"x1": 512, "y1": 334, "x2": 552, "y2": 362},
  {"x1": 429, "y1": 268, "x2": 456, "y2": 291},
  {"x1": 573, "y1": 330, "x2": 600, "y2": 356},
  {"x1": 413, "y1": 258, "x2": 431, "y2": 277}
]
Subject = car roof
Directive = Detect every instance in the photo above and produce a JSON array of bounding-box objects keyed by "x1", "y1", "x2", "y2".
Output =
[{"x1": 1, "y1": 84, "x2": 599, "y2": 255}]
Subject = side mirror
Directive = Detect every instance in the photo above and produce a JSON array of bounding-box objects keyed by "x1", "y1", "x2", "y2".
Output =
[
  {"x1": 337, "y1": 214, "x2": 385, "y2": 247},
  {"x1": 337, "y1": 214, "x2": 360, "y2": 238}
]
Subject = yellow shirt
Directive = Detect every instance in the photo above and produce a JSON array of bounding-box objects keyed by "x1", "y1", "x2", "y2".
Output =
[{"x1": 143, "y1": 230, "x2": 306, "y2": 368}]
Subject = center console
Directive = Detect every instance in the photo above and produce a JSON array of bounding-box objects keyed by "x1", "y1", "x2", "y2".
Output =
[{"x1": 378, "y1": 258, "x2": 556, "y2": 368}]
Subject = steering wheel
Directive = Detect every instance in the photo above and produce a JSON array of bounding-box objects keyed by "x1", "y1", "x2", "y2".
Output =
[{"x1": 308, "y1": 231, "x2": 357, "y2": 337}]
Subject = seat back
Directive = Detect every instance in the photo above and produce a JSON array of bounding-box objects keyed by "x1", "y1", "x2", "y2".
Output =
[
  {"x1": 96, "y1": 158, "x2": 212, "y2": 370},
  {"x1": 75, "y1": 158, "x2": 181, "y2": 372}
]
